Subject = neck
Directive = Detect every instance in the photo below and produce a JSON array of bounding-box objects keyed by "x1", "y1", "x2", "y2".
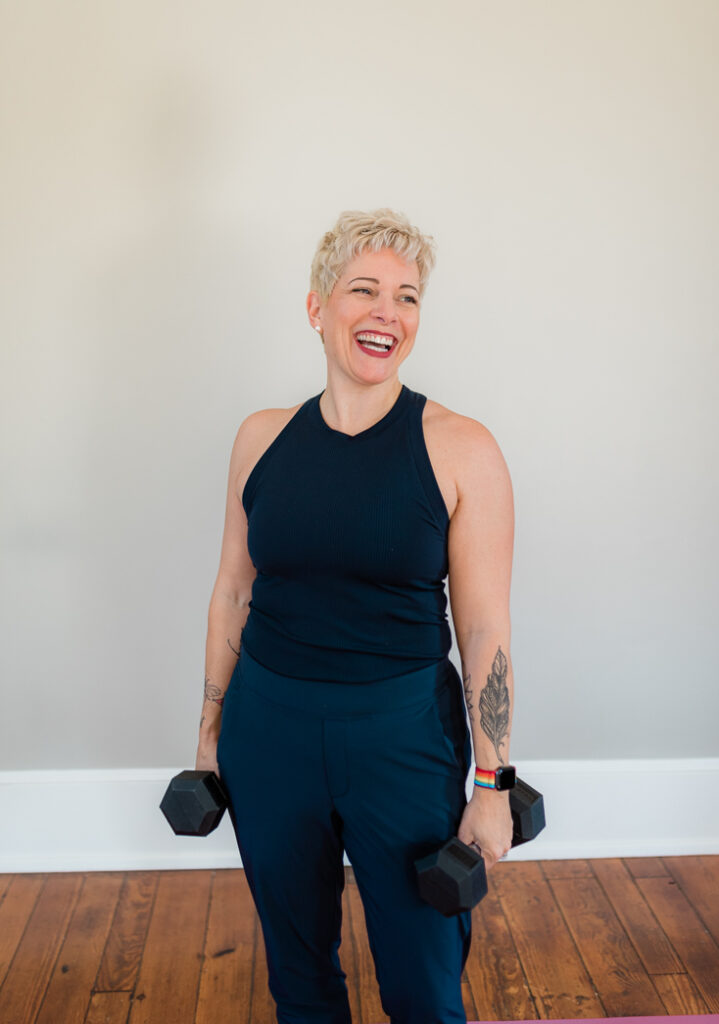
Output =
[{"x1": 319, "y1": 377, "x2": 402, "y2": 435}]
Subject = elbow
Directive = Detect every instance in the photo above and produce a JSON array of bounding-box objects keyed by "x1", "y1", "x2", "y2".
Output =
[
  {"x1": 209, "y1": 583, "x2": 253, "y2": 617},
  {"x1": 455, "y1": 622, "x2": 511, "y2": 649},
  {"x1": 458, "y1": 618, "x2": 510, "y2": 643}
]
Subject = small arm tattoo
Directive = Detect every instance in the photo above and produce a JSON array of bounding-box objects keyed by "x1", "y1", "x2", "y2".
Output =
[
  {"x1": 204, "y1": 675, "x2": 225, "y2": 706},
  {"x1": 227, "y1": 637, "x2": 241, "y2": 657},
  {"x1": 478, "y1": 646, "x2": 510, "y2": 763},
  {"x1": 462, "y1": 671, "x2": 476, "y2": 724}
]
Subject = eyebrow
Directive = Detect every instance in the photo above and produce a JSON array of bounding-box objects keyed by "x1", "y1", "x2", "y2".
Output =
[{"x1": 347, "y1": 276, "x2": 419, "y2": 293}]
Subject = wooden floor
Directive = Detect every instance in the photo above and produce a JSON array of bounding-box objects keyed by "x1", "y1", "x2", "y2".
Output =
[{"x1": 0, "y1": 857, "x2": 717, "y2": 1023}]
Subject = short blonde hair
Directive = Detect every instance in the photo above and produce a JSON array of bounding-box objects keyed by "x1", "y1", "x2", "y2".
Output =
[{"x1": 310, "y1": 208, "x2": 437, "y2": 302}]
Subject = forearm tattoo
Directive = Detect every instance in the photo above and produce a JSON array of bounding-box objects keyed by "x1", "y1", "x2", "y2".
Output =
[
  {"x1": 200, "y1": 638, "x2": 240, "y2": 725},
  {"x1": 203, "y1": 675, "x2": 225, "y2": 707},
  {"x1": 478, "y1": 646, "x2": 510, "y2": 763}
]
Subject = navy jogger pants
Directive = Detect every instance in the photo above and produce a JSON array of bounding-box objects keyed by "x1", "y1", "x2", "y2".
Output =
[{"x1": 216, "y1": 646, "x2": 473, "y2": 1024}]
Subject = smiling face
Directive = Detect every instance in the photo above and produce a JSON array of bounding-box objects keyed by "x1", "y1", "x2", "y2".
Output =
[{"x1": 307, "y1": 247, "x2": 421, "y2": 382}]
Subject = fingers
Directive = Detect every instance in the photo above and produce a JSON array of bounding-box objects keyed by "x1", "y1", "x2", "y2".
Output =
[
  {"x1": 484, "y1": 853, "x2": 507, "y2": 872},
  {"x1": 470, "y1": 845, "x2": 510, "y2": 872},
  {"x1": 461, "y1": 835, "x2": 510, "y2": 871}
]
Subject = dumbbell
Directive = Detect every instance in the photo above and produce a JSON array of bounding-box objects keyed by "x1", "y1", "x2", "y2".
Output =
[
  {"x1": 414, "y1": 777, "x2": 545, "y2": 917},
  {"x1": 160, "y1": 770, "x2": 229, "y2": 836}
]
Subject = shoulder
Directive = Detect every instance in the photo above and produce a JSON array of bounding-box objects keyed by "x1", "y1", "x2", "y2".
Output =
[
  {"x1": 238, "y1": 401, "x2": 304, "y2": 442},
  {"x1": 423, "y1": 396, "x2": 512, "y2": 501},
  {"x1": 234, "y1": 398, "x2": 307, "y2": 447},
  {"x1": 228, "y1": 400, "x2": 306, "y2": 495}
]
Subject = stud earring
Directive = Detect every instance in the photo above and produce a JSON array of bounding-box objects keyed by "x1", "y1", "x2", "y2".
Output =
[{"x1": 314, "y1": 325, "x2": 322, "y2": 333}]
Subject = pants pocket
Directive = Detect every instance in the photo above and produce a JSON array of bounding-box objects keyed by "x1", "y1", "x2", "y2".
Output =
[
  {"x1": 217, "y1": 657, "x2": 246, "y2": 768},
  {"x1": 430, "y1": 679, "x2": 471, "y2": 777},
  {"x1": 223, "y1": 654, "x2": 244, "y2": 709}
]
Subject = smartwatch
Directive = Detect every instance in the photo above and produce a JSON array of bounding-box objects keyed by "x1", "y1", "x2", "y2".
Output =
[{"x1": 474, "y1": 765, "x2": 516, "y2": 791}]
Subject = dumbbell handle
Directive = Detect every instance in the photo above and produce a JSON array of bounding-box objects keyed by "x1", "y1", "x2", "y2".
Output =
[{"x1": 466, "y1": 776, "x2": 545, "y2": 857}]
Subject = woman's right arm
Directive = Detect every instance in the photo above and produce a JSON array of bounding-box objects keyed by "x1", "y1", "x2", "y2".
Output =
[{"x1": 195, "y1": 416, "x2": 260, "y2": 775}]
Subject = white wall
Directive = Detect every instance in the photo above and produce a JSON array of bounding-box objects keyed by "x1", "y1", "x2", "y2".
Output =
[{"x1": 2, "y1": 0, "x2": 718, "y2": 774}]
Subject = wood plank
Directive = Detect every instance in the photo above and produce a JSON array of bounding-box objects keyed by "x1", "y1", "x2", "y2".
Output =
[
  {"x1": 664, "y1": 855, "x2": 719, "y2": 947},
  {"x1": 84, "y1": 991, "x2": 132, "y2": 1024},
  {"x1": 345, "y1": 870, "x2": 386, "y2": 1023},
  {"x1": 36, "y1": 873, "x2": 124, "y2": 1024},
  {"x1": 549, "y1": 875, "x2": 666, "y2": 1016},
  {"x1": 342, "y1": 868, "x2": 362, "y2": 1024},
  {"x1": 461, "y1": 969, "x2": 477, "y2": 1022},
  {"x1": 0, "y1": 874, "x2": 14, "y2": 901},
  {"x1": 128, "y1": 870, "x2": 212, "y2": 1024},
  {"x1": 652, "y1": 970, "x2": 710, "y2": 1014},
  {"x1": 0, "y1": 874, "x2": 46, "y2": 988},
  {"x1": 624, "y1": 856, "x2": 669, "y2": 877},
  {"x1": 0, "y1": 872, "x2": 83, "y2": 1024},
  {"x1": 96, "y1": 872, "x2": 157, "y2": 992},
  {"x1": 637, "y1": 874, "x2": 719, "y2": 1012},
  {"x1": 592, "y1": 858, "x2": 683, "y2": 974},
  {"x1": 491, "y1": 861, "x2": 604, "y2": 1018},
  {"x1": 540, "y1": 860, "x2": 593, "y2": 879},
  {"x1": 195, "y1": 870, "x2": 253, "y2": 1024},
  {"x1": 250, "y1": 916, "x2": 279, "y2": 1024},
  {"x1": 464, "y1": 874, "x2": 536, "y2": 1021}
]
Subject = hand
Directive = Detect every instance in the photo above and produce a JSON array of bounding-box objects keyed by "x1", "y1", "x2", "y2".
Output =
[
  {"x1": 195, "y1": 738, "x2": 220, "y2": 779},
  {"x1": 456, "y1": 789, "x2": 513, "y2": 871}
]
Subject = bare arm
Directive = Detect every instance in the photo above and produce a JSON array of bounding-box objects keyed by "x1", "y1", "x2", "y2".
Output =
[
  {"x1": 447, "y1": 417, "x2": 515, "y2": 868},
  {"x1": 196, "y1": 417, "x2": 259, "y2": 772},
  {"x1": 459, "y1": 636, "x2": 514, "y2": 772},
  {"x1": 198, "y1": 595, "x2": 249, "y2": 745}
]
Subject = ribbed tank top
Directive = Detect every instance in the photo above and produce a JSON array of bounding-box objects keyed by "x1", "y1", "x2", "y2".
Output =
[{"x1": 239, "y1": 383, "x2": 452, "y2": 682}]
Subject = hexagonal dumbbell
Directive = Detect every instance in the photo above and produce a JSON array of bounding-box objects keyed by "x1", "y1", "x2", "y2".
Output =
[
  {"x1": 160, "y1": 770, "x2": 229, "y2": 837},
  {"x1": 415, "y1": 837, "x2": 488, "y2": 917},
  {"x1": 415, "y1": 777, "x2": 545, "y2": 916}
]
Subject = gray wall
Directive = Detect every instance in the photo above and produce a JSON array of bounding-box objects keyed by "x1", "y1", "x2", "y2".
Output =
[{"x1": 2, "y1": 1, "x2": 717, "y2": 769}]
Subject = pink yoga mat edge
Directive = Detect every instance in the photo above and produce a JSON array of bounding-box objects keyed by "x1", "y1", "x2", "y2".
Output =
[
  {"x1": 463, "y1": 1017, "x2": 719, "y2": 1024},
  {"x1": 370, "y1": 1015, "x2": 719, "y2": 1023}
]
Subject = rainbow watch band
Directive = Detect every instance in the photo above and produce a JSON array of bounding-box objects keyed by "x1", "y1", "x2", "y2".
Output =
[{"x1": 474, "y1": 767, "x2": 498, "y2": 789}]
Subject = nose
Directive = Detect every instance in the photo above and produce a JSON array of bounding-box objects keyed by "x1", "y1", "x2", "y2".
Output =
[{"x1": 370, "y1": 293, "x2": 397, "y2": 324}]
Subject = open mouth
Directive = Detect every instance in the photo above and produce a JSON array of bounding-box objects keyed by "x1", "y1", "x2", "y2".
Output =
[{"x1": 355, "y1": 332, "x2": 396, "y2": 356}]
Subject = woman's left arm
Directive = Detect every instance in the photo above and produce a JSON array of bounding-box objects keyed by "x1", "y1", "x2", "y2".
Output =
[{"x1": 446, "y1": 418, "x2": 515, "y2": 871}]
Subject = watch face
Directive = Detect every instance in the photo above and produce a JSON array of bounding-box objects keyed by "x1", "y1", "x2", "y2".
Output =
[{"x1": 496, "y1": 766, "x2": 516, "y2": 790}]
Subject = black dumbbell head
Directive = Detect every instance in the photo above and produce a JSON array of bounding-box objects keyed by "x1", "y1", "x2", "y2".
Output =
[
  {"x1": 160, "y1": 770, "x2": 228, "y2": 837},
  {"x1": 415, "y1": 837, "x2": 488, "y2": 917},
  {"x1": 510, "y1": 777, "x2": 546, "y2": 846}
]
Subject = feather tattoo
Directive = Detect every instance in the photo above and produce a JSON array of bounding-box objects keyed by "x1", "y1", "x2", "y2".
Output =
[{"x1": 478, "y1": 646, "x2": 510, "y2": 763}]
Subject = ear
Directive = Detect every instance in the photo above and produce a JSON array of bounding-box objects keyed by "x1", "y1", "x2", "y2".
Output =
[{"x1": 306, "y1": 290, "x2": 322, "y2": 331}]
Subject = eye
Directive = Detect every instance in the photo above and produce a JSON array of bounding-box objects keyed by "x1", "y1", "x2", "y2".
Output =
[
  {"x1": 351, "y1": 287, "x2": 373, "y2": 295},
  {"x1": 400, "y1": 295, "x2": 418, "y2": 304}
]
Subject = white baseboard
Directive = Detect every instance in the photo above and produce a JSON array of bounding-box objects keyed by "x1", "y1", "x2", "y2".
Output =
[{"x1": 1, "y1": 759, "x2": 718, "y2": 872}]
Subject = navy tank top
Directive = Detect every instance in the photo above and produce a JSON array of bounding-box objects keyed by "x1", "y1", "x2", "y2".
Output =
[{"x1": 239, "y1": 383, "x2": 452, "y2": 682}]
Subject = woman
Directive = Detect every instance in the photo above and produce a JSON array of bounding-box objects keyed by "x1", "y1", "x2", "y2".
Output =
[{"x1": 196, "y1": 209, "x2": 515, "y2": 1024}]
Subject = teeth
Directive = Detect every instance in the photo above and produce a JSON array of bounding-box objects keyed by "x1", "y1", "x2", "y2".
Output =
[{"x1": 356, "y1": 333, "x2": 393, "y2": 350}]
